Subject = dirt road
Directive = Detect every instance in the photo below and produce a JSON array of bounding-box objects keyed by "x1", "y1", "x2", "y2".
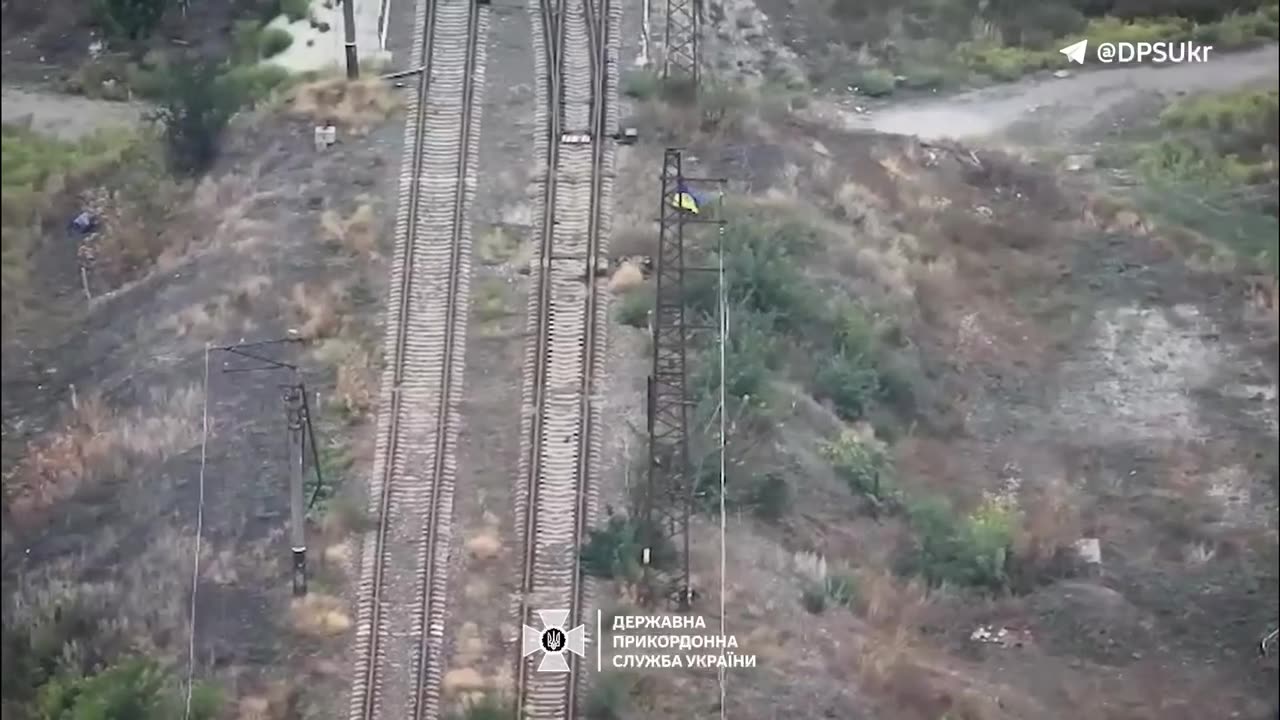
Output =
[
  {"x1": 2, "y1": 86, "x2": 146, "y2": 140},
  {"x1": 836, "y1": 43, "x2": 1279, "y2": 142}
]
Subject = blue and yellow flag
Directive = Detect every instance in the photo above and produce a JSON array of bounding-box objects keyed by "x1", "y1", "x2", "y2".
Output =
[{"x1": 670, "y1": 181, "x2": 702, "y2": 214}]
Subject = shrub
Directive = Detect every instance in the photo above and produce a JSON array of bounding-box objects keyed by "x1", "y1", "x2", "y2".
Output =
[
  {"x1": 748, "y1": 473, "x2": 791, "y2": 521},
  {"x1": 584, "y1": 674, "x2": 631, "y2": 720},
  {"x1": 259, "y1": 27, "x2": 295, "y2": 58},
  {"x1": 822, "y1": 430, "x2": 898, "y2": 510},
  {"x1": 1136, "y1": 138, "x2": 1261, "y2": 187},
  {"x1": 231, "y1": 19, "x2": 265, "y2": 64},
  {"x1": 897, "y1": 65, "x2": 948, "y2": 90},
  {"x1": 281, "y1": 0, "x2": 310, "y2": 21},
  {"x1": 801, "y1": 572, "x2": 858, "y2": 614},
  {"x1": 615, "y1": 286, "x2": 652, "y2": 328},
  {"x1": 854, "y1": 68, "x2": 896, "y2": 97},
  {"x1": 221, "y1": 63, "x2": 294, "y2": 105},
  {"x1": 32, "y1": 658, "x2": 221, "y2": 720},
  {"x1": 690, "y1": 307, "x2": 779, "y2": 405},
  {"x1": 699, "y1": 82, "x2": 751, "y2": 133},
  {"x1": 956, "y1": 43, "x2": 1058, "y2": 81},
  {"x1": 95, "y1": 0, "x2": 169, "y2": 42},
  {"x1": 580, "y1": 515, "x2": 673, "y2": 581},
  {"x1": 151, "y1": 61, "x2": 242, "y2": 175},
  {"x1": 2, "y1": 126, "x2": 140, "y2": 329},
  {"x1": 814, "y1": 351, "x2": 881, "y2": 420},
  {"x1": 1159, "y1": 87, "x2": 1279, "y2": 136},
  {"x1": 903, "y1": 496, "x2": 1016, "y2": 592},
  {"x1": 450, "y1": 693, "x2": 512, "y2": 720},
  {"x1": 687, "y1": 213, "x2": 820, "y2": 325},
  {"x1": 621, "y1": 69, "x2": 661, "y2": 100},
  {"x1": 1084, "y1": 15, "x2": 1191, "y2": 45}
]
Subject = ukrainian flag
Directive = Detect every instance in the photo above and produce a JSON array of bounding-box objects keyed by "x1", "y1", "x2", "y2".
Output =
[{"x1": 670, "y1": 181, "x2": 701, "y2": 214}]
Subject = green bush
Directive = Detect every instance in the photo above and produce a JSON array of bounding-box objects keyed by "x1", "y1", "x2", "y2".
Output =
[
  {"x1": 2, "y1": 125, "x2": 140, "y2": 328},
  {"x1": 821, "y1": 430, "x2": 898, "y2": 510},
  {"x1": 814, "y1": 351, "x2": 881, "y2": 420},
  {"x1": 748, "y1": 473, "x2": 791, "y2": 522},
  {"x1": 259, "y1": 27, "x2": 295, "y2": 58},
  {"x1": 281, "y1": 0, "x2": 310, "y2": 21},
  {"x1": 854, "y1": 68, "x2": 896, "y2": 97},
  {"x1": 690, "y1": 307, "x2": 779, "y2": 405},
  {"x1": 449, "y1": 693, "x2": 512, "y2": 720},
  {"x1": 687, "y1": 213, "x2": 820, "y2": 326},
  {"x1": 584, "y1": 674, "x2": 632, "y2": 720},
  {"x1": 151, "y1": 60, "x2": 241, "y2": 175},
  {"x1": 580, "y1": 515, "x2": 673, "y2": 581},
  {"x1": 903, "y1": 496, "x2": 1016, "y2": 592},
  {"x1": 615, "y1": 287, "x2": 652, "y2": 328},
  {"x1": 1159, "y1": 87, "x2": 1279, "y2": 135},
  {"x1": 956, "y1": 43, "x2": 1058, "y2": 81},
  {"x1": 1084, "y1": 15, "x2": 1192, "y2": 45},
  {"x1": 897, "y1": 65, "x2": 948, "y2": 90},
  {"x1": 801, "y1": 573, "x2": 858, "y2": 614},
  {"x1": 95, "y1": 0, "x2": 169, "y2": 42},
  {"x1": 32, "y1": 659, "x2": 221, "y2": 720},
  {"x1": 220, "y1": 63, "x2": 294, "y2": 105},
  {"x1": 621, "y1": 69, "x2": 661, "y2": 99},
  {"x1": 231, "y1": 19, "x2": 265, "y2": 64},
  {"x1": 1136, "y1": 138, "x2": 1263, "y2": 187}
]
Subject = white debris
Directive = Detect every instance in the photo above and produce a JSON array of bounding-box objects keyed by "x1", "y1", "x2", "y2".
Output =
[
  {"x1": 1053, "y1": 69, "x2": 1073, "y2": 79},
  {"x1": 1074, "y1": 537, "x2": 1102, "y2": 566},
  {"x1": 969, "y1": 625, "x2": 1032, "y2": 647}
]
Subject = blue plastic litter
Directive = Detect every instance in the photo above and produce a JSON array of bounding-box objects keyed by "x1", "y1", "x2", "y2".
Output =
[{"x1": 69, "y1": 211, "x2": 99, "y2": 235}]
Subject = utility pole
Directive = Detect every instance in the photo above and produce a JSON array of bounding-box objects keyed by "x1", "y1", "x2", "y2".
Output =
[
  {"x1": 215, "y1": 339, "x2": 327, "y2": 598},
  {"x1": 342, "y1": 0, "x2": 360, "y2": 79},
  {"x1": 284, "y1": 383, "x2": 308, "y2": 596}
]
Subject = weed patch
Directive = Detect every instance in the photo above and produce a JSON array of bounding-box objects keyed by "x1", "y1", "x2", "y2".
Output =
[
  {"x1": 259, "y1": 27, "x2": 294, "y2": 59},
  {"x1": 615, "y1": 284, "x2": 653, "y2": 328},
  {"x1": 901, "y1": 496, "x2": 1017, "y2": 592},
  {"x1": 581, "y1": 515, "x2": 674, "y2": 582},
  {"x1": 1, "y1": 124, "x2": 146, "y2": 328},
  {"x1": 822, "y1": 428, "x2": 899, "y2": 512}
]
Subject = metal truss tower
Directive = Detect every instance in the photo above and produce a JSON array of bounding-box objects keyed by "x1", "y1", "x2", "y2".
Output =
[
  {"x1": 641, "y1": 148, "x2": 727, "y2": 610},
  {"x1": 642, "y1": 148, "x2": 695, "y2": 609},
  {"x1": 661, "y1": 0, "x2": 699, "y2": 90}
]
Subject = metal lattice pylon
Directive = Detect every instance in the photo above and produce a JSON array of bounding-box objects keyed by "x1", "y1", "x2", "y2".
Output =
[
  {"x1": 642, "y1": 148, "x2": 694, "y2": 609},
  {"x1": 662, "y1": 0, "x2": 699, "y2": 90}
]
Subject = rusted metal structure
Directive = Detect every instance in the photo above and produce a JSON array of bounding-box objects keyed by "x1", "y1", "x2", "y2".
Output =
[{"x1": 661, "y1": 0, "x2": 699, "y2": 90}]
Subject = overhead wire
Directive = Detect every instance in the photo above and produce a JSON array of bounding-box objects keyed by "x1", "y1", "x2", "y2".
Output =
[
  {"x1": 716, "y1": 185, "x2": 728, "y2": 720},
  {"x1": 183, "y1": 344, "x2": 212, "y2": 720}
]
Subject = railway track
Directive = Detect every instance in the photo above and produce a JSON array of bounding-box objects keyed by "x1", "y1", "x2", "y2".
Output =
[
  {"x1": 513, "y1": 0, "x2": 618, "y2": 714},
  {"x1": 347, "y1": 0, "x2": 488, "y2": 717}
]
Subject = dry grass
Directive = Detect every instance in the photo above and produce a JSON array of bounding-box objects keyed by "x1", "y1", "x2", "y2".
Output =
[
  {"x1": 288, "y1": 281, "x2": 347, "y2": 339},
  {"x1": 288, "y1": 593, "x2": 351, "y2": 637},
  {"x1": 320, "y1": 203, "x2": 379, "y2": 257},
  {"x1": 607, "y1": 261, "x2": 645, "y2": 293},
  {"x1": 7, "y1": 524, "x2": 197, "y2": 673},
  {"x1": 235, "y1": 682, "x2": 300, "y2": 720},
  {"x1": 463, "y1": 530, "x2": 503, "y2": 560},
  {"x1": 285, "y1": 77, "x2": 401, "y2": 135},
  {"x1": 7, "y1": 385, "x2": 203, "y2": 522},
  {"x1": 476, "y1": 225, "x2": 521, "y2": 264},
  {"x1": 313, "y1": 338, "x2": 376, "y2": 419},
  {"x1": 160, "y1": 294, "x2": 240, "y2": 342}
]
